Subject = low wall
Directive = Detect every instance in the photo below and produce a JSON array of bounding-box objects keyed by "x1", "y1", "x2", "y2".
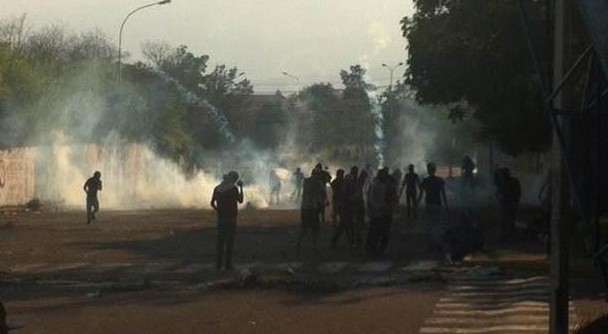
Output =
[{"x1": 0, "y1": 148, "x2": 37, "y2": 206}]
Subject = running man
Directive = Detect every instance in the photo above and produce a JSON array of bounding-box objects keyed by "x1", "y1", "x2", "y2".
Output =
[{"x1": 83, "y1": 171, "x2": 102, "y2": 224}]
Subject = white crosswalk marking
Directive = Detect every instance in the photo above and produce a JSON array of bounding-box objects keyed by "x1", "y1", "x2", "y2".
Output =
[{"x1": 420, "y1": 275, "x2": 578, "y2": 333}]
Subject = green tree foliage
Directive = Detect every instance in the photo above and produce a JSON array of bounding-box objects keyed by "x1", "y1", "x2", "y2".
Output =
[
  {"x1": 0, "y1": 19, "x2": 261, "y2": 172},
  {"x1": 339, "y1": 65, "x2": 376, "y2": 162},
  {"x1": 402, "y1": 0, "x2": 552, "y2": 155},
  {"x1": 290, "y1": 65, "x2": 378, "y2": 164},
  {"x1": 133, "y1": 43, "x2": 257, "y2": 164}
]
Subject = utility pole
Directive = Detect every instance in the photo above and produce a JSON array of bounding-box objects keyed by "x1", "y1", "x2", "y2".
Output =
[{"x1": 550, "y1": 0, "x2": 569, "y2": 332}]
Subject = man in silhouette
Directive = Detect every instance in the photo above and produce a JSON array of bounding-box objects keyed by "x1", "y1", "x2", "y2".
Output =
[
  {"x1": 83, "y1": 171, "x2": 102, "y2": 224},
  {"x1": 366, "y1": 168, "x2": 398, "y2": 256},
  {"x1": 211, "y1": 171, "x2": 244, "y2": 271},
  {"x1": 330, "y1": 169, "x2": 348, "y2": 248},
  {"x1": 296, "y1": 168, "x2": 327, "y2": 259},
  {"x1": 418, "y1": 163, "x2": 448, "y2": 250},
  {"x1": 461, "y1": 156, "x2": 476, "y2": 189},
  {"x1": 319, "y1": 165, "x2": 332, "y2": 222},
  {"x1": 269, "y1": 170, "x2": 281, "y2": 205},
  {"x1": 291, "y1": 167, "x2": 304, "y2": 203},
  {"x1": 401, "y1": 164, "x2": 421, "y2": 219}
]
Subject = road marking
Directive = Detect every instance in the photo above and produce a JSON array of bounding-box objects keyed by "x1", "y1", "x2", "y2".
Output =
[{"x1": 421, "y1": 274, "x2": 577, "y2": 334}]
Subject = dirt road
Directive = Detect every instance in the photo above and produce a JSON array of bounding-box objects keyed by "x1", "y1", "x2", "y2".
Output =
[{"x1": 0, "y1": 209, "x2": 443, "y2": 333}]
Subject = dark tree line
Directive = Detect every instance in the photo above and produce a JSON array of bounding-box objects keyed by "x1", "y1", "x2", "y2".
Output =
[{"x1": 402, "y1": 0, "x2": 556, "y2": 156}]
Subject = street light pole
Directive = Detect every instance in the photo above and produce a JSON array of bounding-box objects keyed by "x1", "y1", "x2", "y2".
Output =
[
  {"x1": 118, "y1": 0, "x2": 171, "y2": 84},
  {"x1": 381, "y1": 62, "x2": 404, "y2": 91},
  {"x1": 282, "y1": 71, "x2": 301, "y2": 93}
]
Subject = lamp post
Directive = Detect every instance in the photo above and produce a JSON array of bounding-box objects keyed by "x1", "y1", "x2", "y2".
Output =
[
  {"x1": 381, "y1": 62, "x2": 404, "y2": 91},
  {"x1": 118, "y1": 0, "x2": 171, "y2": 84},
  {"x1": 282, "y1": 71, "x2": 301, "y2": 93}
]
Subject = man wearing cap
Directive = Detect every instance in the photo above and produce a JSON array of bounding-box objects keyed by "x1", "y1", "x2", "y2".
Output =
[
  {"x1": 211, "y1": 171, "x2": 244, "y2": 271},
  {"x1": 83, "y1": 171, "x2": 102, "y2": 224}
]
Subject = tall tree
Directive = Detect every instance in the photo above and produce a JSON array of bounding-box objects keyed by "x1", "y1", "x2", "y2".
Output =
[{"x1": 402, "y1": 0, "x2": 552, "y2": 155}]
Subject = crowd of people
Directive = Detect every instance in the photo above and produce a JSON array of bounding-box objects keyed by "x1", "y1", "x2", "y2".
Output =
[
  {"x1": 293, "y1": 162, "x2": 450, "y2": 259},
  {"x1": 83, "y1": 155, "x2": 523, "y2": 270}
]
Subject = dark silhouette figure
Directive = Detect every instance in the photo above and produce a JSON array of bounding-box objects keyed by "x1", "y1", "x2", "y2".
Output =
[
  {"x1": 330, "y1": 169, "x2": 349, "y2": 248},
  {"x1": 418, "y1": 163, "x2": 448, "y2": 250},
  {"x1": 343, "y1": 167, "x2": 368, "y2": 249},
  {"x1": 83, "y1": 171, "x2": 102, "y2": 224},
  {"x1": 401, "y1": 164, "x2": 421, "y2": 219},
  {"x1": 330, "y1": 169, "x2": 346, "y2": 223},
  {"x1": 211, "y1": 171, "x2": 244, "y2": 271},
  {"x1": 269, "y1": 170, "x2": 281, "y2": 205},
  {"x1": 461, "y1": 155, "x2": 476, "y2": 189},
  {"x1": 496, "y1": 168, "x2": 521, "y2": 243},
  {"x1": 318, "y1": 165, "x2": 332, "y2": 222},
  {"x1": 366, "y1": 168, "x2": 397, "y2": 256},
  {"x1": 296, "y1": 169, "x2": 327, "y2": 259},
  {"x1": 291, "y1": 167, "x2": 304, "y2": 203}
]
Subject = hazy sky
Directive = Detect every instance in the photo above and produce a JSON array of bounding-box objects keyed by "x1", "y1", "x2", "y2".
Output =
[{"x1": 2, "y1": 0, "x2": 414, "y2": 93}]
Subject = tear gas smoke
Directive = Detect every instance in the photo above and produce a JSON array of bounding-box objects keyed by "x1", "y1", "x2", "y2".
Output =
[
  {"x1": 368, "y1": 90, "x2": 385, "y2": 167},
  {"x1": 153, "y1": 68, "x2": 237, "y2": 143}
]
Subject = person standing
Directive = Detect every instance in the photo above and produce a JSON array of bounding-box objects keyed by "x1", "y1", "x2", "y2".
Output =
[
  {"x1": 211, "y1": 171, "x2": 244, "y2": 271},
  {"x1": 330, "y1": 169, "x2": 348, "y2": 248},
  {"x1": 461, "y1": 156, "x2": 476, "y2": 189},
  {"x1": 366, "y1": 168, "x2": 395, "y2": 256},
  {"x1": 401, "y1": 164, "x2": 421, "y2": 219},
  {"x1": 296, "y1": 169, "x2": 327, "y2": 259},
  {"x1": 418, "y1": 163, "x2": 448, "y2": 250},
  {"x1": 83, "y1": 171, "x2": 102, "y2": 224},
  {"x1": 291, "y1": 167, "x2": 305, "y2": 203},
  {"x1": 269, "y1": 170, "x2": 281, "y2": 205},
  {"x1": 319, "y1": 165, "x2": 332, "y2": 222}
]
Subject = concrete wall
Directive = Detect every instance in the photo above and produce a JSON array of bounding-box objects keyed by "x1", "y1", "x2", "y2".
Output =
[{"x1": 0, "y1": 148, "x2": 37, "y2": 206}]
